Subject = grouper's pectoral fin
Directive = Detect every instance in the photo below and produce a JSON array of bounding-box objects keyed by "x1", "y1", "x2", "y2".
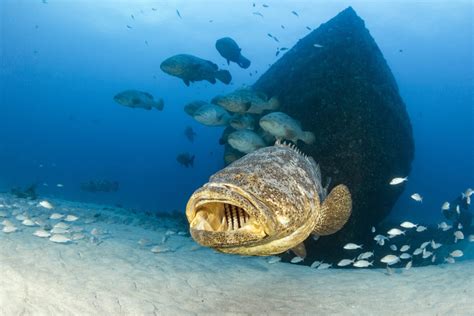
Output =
[
  {"x1": 312, "y1": 184, "x2": 352, "y2": 236},
  {"x1": 290, "y1": 242, "x2": 307, "y2": 259}
]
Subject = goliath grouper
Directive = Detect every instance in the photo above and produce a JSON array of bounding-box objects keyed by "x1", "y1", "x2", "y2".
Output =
[
  {"x1": 160, "y1": 54, "x2": 232, "y2": 86},
  {"x1": 186, "y1": 140, "x2": 352, "y2": 257},
  {"x1": 215, "y1": 37, "x2": 251, "y2": 69}
]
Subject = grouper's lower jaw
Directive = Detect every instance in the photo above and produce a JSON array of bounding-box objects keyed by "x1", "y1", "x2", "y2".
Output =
[{"x1": 186, "y1": 184, "x2": 275, "y2": 249}]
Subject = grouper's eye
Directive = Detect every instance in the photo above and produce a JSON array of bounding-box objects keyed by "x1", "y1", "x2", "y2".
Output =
[{"x1": 190, "y1": 202, "x2": 255, "y2": 232}]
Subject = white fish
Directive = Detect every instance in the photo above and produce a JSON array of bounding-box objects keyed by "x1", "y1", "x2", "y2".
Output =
[
  {"x1": 39, "y1": 200, "x2": 54, "y2": 209},
  {"x1": 317, "y1": 263, "x2": 332, "y2": 270},
  {"x1": 150, "y1": 245, "x2": 172, "y2": 253},
  {"x1": 462, "y1": 188, "x2": 473, "y2": 205},
  {"x1": 353, "y1": 260, "x2": 373, "y2": 268},
  {"x1": 343, "y1": 243, "x2": 363, "y2": 250},
  {"x1": 56, "y1": 183, "x2": 64, "y2": 187},
  {"x1": 16, "y1": 214, "x2": 26, "y2": 221},
  {"x1": 50, "y1": 213, "x2": 64, "y2": 220},
  {"x1": 310, "y1": 260, "x2": 322, "y2": 269},
  {"x1": 405, "y1": 260, "x2": 413, "y2": 270},
  {"x1": 312, "y1": 235, "x2": 320, "y2": 241},
  {"x1": 267, "y1": 256, "x2": 281, "y2": 264},
  {"x1": 437, "y1": 222, "x2": 452, "y2": 231},
  {"x1": 49, "y1": 234, "x2": 71, "y2": 243},
  {"x1": 380, "y1": 255, "x2": 400, "y2": 265},
  {"x1": 165, "y1": 230, "x2": 176, "y2": 236},
  {"x1": 420, "y1": 241, "x2": 431, "y2": 249},
  {"x1": 413, "y1": 248, "x2": 423, "y2": 256},
  {"x1": 290, "y1": 256, "x2": 304, "y2": 263},
  {"x1": 371, "y1": 226, "x2": 376, "y2": 233},
  {"x1": 400, "y1": 253, "x2": 412, "y2": 260},
  {"x1": 454, "y1": 230, "x2": 464, "y2": 243},
  {"x1": 390, "y1": 244, "x2": 397, "y2": 251},
  {"x1": 51, "y1": 227, "x2": 69, "y2": 234},
  {"x1": 385, "y1": 266, "x2": 394, "y2": 275},
  {"x1": 441, "y1": 201, "x2": 450, "y2": 211},
  {"x1": 1, "y1": 219, "x2": 14, "y2": 226},
  {"x1": 313, "y1": 43, "x2": 324, "y2": 48},
  {"x1": 2, "y1": 226, "x2": 18, "y2": 233},
  {"x1": 469, "y1": 234, "x2": 474, "y2": 242},
  {"x1": 21, "y1": 219, "x2": 36, "y2": 227},
  {"x1": 72, "y1": 233, "x2": 85, "y2": 241},
  {"x1": 416, "y1": 225, "x2": 427, "y2": 232},
  {"x1": 387, "y1": 228, "x2": 405, "y2": 237},
  {"x1": 357, "y1": 251, "x2": 374, "y2": 260},
  {"x1": 456, "y1": 205, "x2": 460, "y2": 215},
  {"x1": 54, "y1": 222, "x2": 69, "y2": 229},
  {"x1": 177, "y1": 231, "x2": 187, "y2": 236},
  {"x1": 422, "y1": 249, "x2": 432, "y2": 259},
  {"x1": 450, "y1": 250, "x2": 463, "y2": 258},
  {"x1": 400, "y1": 245, "x2": 410, "y2": 252},
  {"x1": 457, "y1": 223, "x2": 463, "y2": 230},
  {"x1": 410, "y1": 193, "x2": 423, "y2": 202},
  {"x1": 400, "y1": 221, "x2": 417, "y2": 229},
  {"x1": 64, "y1": 215, "x2": 79, "y2": 222},
  {"x1": 444, "y1": 257, "x2": 455, "y2": 264},
  {"x1": 431, "y1": 240, "x2": 442, "y2": 249},
  {"x1": 431, "y1": 254, "x2": 436, "y2": 263},
  {"x1": 337, "y1": 258, "x2": 355, "y2": 267},
  {"x1": 389, "y1": 177, "x2": 408, "y2": 185},
  {"x1": 33, "y1": 229, "x2": 51, "y2": 238}
]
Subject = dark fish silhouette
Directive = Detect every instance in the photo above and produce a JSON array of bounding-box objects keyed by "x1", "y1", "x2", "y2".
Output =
[
  {"x1": 176, "y1": 9, "x2": 182, "y2": 19},
  {"x1": 291, "y1": 10, "x2": 299, "y2": 17},
  {"x1": 215, "y1": 37, "x2": 251, "y2": 69},
  {"x1": 177, "y1": 153, "x2": 195, "y2": 167},
  {"x1": 184, "y1": 126, "x2": 197, "y2": 142}
]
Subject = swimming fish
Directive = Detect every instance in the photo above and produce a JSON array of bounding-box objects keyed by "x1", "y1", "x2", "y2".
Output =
[
  {"x1": 176, "y1": 9, "x2": 182, "y2": 19},
  {"x1": 454, "y1": 230, "x2": 464, "y2": 243},
  {"x1": 413, "y1": 248, "x2": 423, "y2": 256},
  {"x1": 420, "y1": 241, "x2": 431, "y2": 249},
  {"x1": 64, "y1": 215, "x2": 78, "y2": 222},
  {"x1": 343, "y1": 243, "x2": 362, "y2": 250},
  {"x1": 450, "y1": 250, "x2": 463, "y2": 258},
  {"x1": 212, "y1": 88, "x2": 279, "y2": 114},
  {"x1": 380, "y1": 255, "x2": 399, "y2": 265},
  {"x1": 371, "y1": 226, "x2": 376, "y2": 233},
  {"x1": 374, "y1": 234, "x2": 388, "y2": 246},
  {"x1": 259, "y1": 112, "x2": 315, "y2": 144},
  {"x1": 49, "y1": 234, "x2": 71, "y2": 243},
  {"x1": 252, "y1": 12, "x2": 263, "y2": 17},
  {"x1": 462, "y1": 188, "x2": 473, "y2": 205},
  {"x1": 357, "y1": 251, "x2": 374, "y2": 260},
  {"x1": 50, "y1": 213, "x2": 64, "y2": 220},
  {"x1": 186, "y1": 140, "x2": 352, "y2": 257},
  {"x1": 416, "y1": 225, "x2": 427, "y2": 232},
  {"x1": 291, "y1": 10, "x2": 299, "y2": 17},
  {"x1": 21, "y1": 219, "x2": 35, "y2": 227},
  {"x1": 441, "y1": 201, "x2": 450, "y2": 211},
  {"x1": 389, "y1": 177, "x2": 407, "y2": 185},
  {"x1": 444, "y1": 257, "x2": 455, "y2": 264},
  {"x1": 353, "y1": 260, "x2": 372, "y2": 268},
  {"x1": 193, "y1": 104, "x2": 231, "y2": 127},
  {"x1": 438, "y1": 222, "x2": 452, "y2": 231},
  {"x1": 337, "y1": 258, "x2": 355, "y2": 267},
  {"x1": 313, "y1": 44, "x2": 324, "y2": 48},
  {"x1": 310, "y1": 261, "x2": 322, "y2": 268},
  {"x1": 400, "y1": 221, "x2": 417, "y2": 229},
  {"x1": 2, "y1": 226, "x2": 18, "y2": 233},
  {"x1": 267, "y1": 256, "x2": 281, "y2": 264},
  {"x1": 114, "y1": 90, "x2": 164, "y2": 111},
  {"x1": 400, "y1": 245, "x2": 410, "y2": 252},
  {"x1": 39, "y1": 200, "x2": 54, "y2": 209},
  {"x1": 317, "y1": 263, "x2": 332, "y2": 270},
  {"x1": 290, "y1": 256, "x2": 304, "y2": 263},
  {"x1": 469, "y1": 234, "x2": 474, "y2": 242},
  {"x1": 33, "y1": 229, "x2": 51, "y2": 238},
  {"x1": 184, "y1": 126, "x2": 197, "y2": 142},
  {"x1": 410, "y1": 193, "x2": 423, "y2": 202},
  {"x1": 399, "y1": 253, "x2": 412, "y2": 260},
  {"x1": 160, "y1": 54, "x2": 232, "y2": 86},
  {"x1": 405, "y1": 261, "x2": 413, "y2": 270},
  {"x1": 390, "y1": 244, "x2": 398, "y2": 251},
  {"x1": 422, "y1": 249, "x2": 432, "y2": 259},
  {"x1": 430, "y1": 240, "x2": 442, "y2": 249},
  {"x1": 176, "y1": 153, "x2": 195, "y2": 168},
  {"x1": 215, "y1": 37, "x2": 251, "y2": 69},
  {"x1": 387, "y1": 228, "x2": 405, "y2": 237},
  {"x1": 229, "y1": 113, "x2": 257, "y2": 130},
  {"x1": 184, "y1": 100, "x2": 207, "y2": 117},
  {"x1": 227, "y1": 130, "x2": 266, "y2": 154}
]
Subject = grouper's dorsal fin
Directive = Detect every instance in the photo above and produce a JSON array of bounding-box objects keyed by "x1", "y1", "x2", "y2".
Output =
[
  {"x1": 274, "y1": 139, "x2": 307, "y2": 158},
  {"x1": 313, "y1": 184, "x2": 352, "y2": 236}
]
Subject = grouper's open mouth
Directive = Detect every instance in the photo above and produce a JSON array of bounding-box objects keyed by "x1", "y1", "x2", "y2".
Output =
[{"x1": 186, "y1": 183, "x2": 276, "y2": 248}]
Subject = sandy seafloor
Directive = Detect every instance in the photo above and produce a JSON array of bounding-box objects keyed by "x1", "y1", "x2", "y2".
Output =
[{"x1": 1, "y1": 194, "x2": 473, "y2": 316}]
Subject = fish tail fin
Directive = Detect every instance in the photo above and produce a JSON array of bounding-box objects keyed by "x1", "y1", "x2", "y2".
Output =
[
  {"x1": 215, "y1": 70, "x2": 232, "y2": 84},
  {"x1": 313, "y1": 184, "x2": 352, "y2": 236},
  {"x1": 267, "y1": 97, "x2": 280, "y2": 110},
  {"x1": 238, "y1": 55, "x2": 251, "y2": 69},
  {"x1": 301, "y1": 131, "x2": 315, "y2": 144},
  {"x1": 154, "y1": 98, "x2": 164, "y2": 111}
]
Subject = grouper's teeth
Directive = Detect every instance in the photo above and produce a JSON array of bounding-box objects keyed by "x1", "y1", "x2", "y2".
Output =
[{"x1": 217, "y1": 216, "x2": 228, "y2": 231}]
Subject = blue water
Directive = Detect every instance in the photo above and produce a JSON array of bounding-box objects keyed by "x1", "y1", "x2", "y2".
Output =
[{"x1": 1, "y1": 0, "x2": 472, "y2": 223}]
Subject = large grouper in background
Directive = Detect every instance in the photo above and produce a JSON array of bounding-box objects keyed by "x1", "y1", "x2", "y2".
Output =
[{"x1": 251, "y1": 7, "x2": 415, "y2": 261}]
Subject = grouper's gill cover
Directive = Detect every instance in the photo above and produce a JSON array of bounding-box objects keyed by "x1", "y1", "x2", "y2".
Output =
[{"x1": 186, "y1": 141, "x2": 352, "y2": 256}]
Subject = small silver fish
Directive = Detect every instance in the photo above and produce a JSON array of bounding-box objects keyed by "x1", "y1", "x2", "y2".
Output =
[
  {"x1": 343, "y1": 243, "x2": 363, "y2": 250},
  {"x1": 353, "y1": 260, "x2": 373, "y2": 268},
  {"x1": 357, "y1": 251, "x2": 374, "y2": 260},
  {"x1": 438, "y1": 222, "x2": 452, "y2": 231},
  {"x1": 405, "y1": 261, "x2": 413, "y2": 270},
  {"x1": 468, "y1": 234, "x2": 474, "y2": 242},
  {"x1": 313, "y1": 43, "x2": 323, "y2": 48},
  {"x1": 444, "y1": 257, "x2": 455, "y2": 264},
  {"x1": 337, "y1": 258, "x2": 355, "y2": 267},
  {"x1": 454, "y1": 230, "x2": 464, "y2": 243},
  {"x1": 456, "y1": 205, "x2": 460, "y2": 215},
  {"x1": 387, "y1": 228, "x2": 405, "y2": 237},
  {"x1": 422, "y1": 249, "x2": 432, "y2": 259},
  {"x1": 317, "y1": 263, "x2": 332, "y2": 270},
  {"x1": 39, "y1": 200, "x2": 54, "y2": 209},
  {"x1": 430, "y1": 240, "x2": 442, "y2": 249},
  {"x1": 290, "y1": 256, "x2": 304, "y2": 263},
  {"x1": 431, "y1": 254, "x2": 436, "y2": 263},
  {"x1": 267, "y1": 256, "x2": 281, "y2": 264},
  {"x1": 380, "y1": 255, "x2": 400, "y2": 265},
  {"x1": 310, "y1": 260, "x2": 322, "y2": 268},
  {"x1": 450, "y1": 250, "x2": 463, "y2": 258},
  {"x1": 400, "y1": 253, "x2": 412, "y2": 260},
  {"x1": 389, "y1": 177, "x2": 408, "y2": 185},
  {"x1": 400, "y1": 245, "x2": 410, "y2": 252},
  {"x1": 413, "y1": 248, "x2": 423, "y2": 256},
  {"x1": 416, "y1": 225, "x2": 427, "y2": 232},
  {"x1": 441, "y1": 201, "x2": 450, "y2": 210},
  {"x1": 420, "y1": 241, "x2": 431, "y2": 249},
  {"x1": 410, "y1": 193, "x2": 423, "y2": 202},
  {"x1": 390, "y1": 245, "x2": 397, "y2": 251},
  {"x1": 371, "y1": 226, "x2": 376, "y2": 233},
  {"x1": 400, "y1": 221, "x2": 417, "y2": 229}
]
